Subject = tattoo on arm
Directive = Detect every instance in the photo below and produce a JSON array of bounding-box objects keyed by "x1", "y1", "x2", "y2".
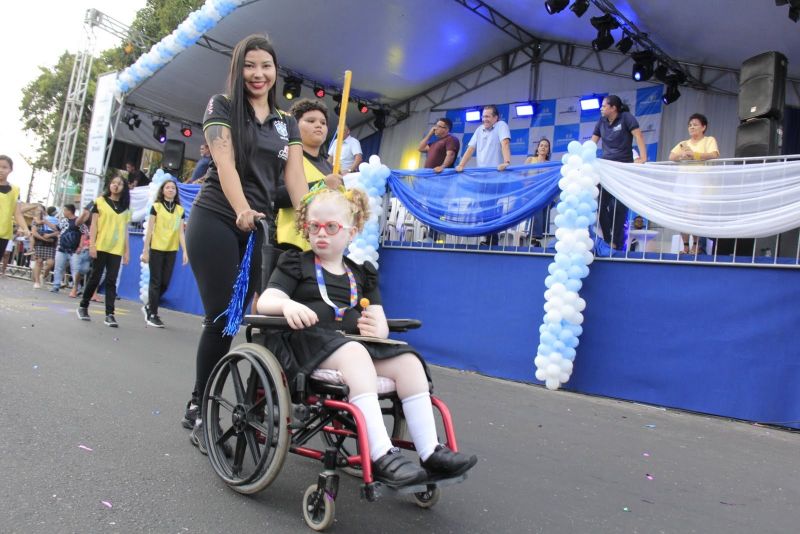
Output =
[{"x1": 205, "y1": 125, "x2": 234, "y2": 163}]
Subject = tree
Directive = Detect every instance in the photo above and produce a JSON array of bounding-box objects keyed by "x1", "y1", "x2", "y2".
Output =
[{"x1": 18, "y1": 0, "x2": 204, "y2": 182}]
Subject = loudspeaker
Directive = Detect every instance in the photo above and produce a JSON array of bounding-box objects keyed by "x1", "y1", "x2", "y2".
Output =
[
  {"x1": 162, "y1": 139, "x2": 185, "y2": 174},
  {"x1": 738, "y1": 51, "x2": 787, "y2": 121},
  {"x1": 734, "y1": 117, "x2": 783, "y2": 157}
]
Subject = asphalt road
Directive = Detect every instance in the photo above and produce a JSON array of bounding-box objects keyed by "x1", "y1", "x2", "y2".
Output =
[{"x1": 1, "y1": 275, "x2": 798, "y2": 533}]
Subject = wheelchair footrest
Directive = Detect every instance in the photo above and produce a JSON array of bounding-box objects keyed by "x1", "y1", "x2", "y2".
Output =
[{"x1": 370, "y1": 473, "x2": 468, "y2": 496}]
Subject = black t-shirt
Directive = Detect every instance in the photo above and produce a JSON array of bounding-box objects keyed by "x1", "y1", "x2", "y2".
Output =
[
  {"x1": 0, "y1": 184, "x2": 11, "y2": 194},
  {"x1": 195, "y1": 94, "x2": 302, "y2": 220},
  {"x1": 268, "y1": 250, "x2": 381, "y2": 334}
]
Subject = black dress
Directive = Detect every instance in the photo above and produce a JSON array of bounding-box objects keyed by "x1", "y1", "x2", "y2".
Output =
[{"x1": 263, "y1": 250, "x2": 429, "y2": 393}]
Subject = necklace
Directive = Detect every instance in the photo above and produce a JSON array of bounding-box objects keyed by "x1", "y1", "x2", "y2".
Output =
[
  {"x1": 108, "y1": 197, "x2": 120, "y2": 211},
  {"x1": 163, "y1": 200, "x2": 175, "y2": 213},
  {"x1": 314, "y1": 256, "x2": 357, "y2": 322}
]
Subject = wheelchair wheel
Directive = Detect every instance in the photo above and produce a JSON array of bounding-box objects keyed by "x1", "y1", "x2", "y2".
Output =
[
  {"x1": 203, "y1": 343, "x2": 291, "y2": 495},
  {"x1": 411, "y1": 485, "x2": 441, "y2": 509},
  {"x1": 302, "y1": 484, "x2": 336, "y2": 531},
  {"x1": 321, "y1": 396, "x2": 407, "y2": 477}
]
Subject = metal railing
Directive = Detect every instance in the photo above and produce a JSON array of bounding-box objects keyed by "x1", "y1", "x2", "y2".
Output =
[{"x1": 381, "y1": 155, "x2": 800, "y2": 268}]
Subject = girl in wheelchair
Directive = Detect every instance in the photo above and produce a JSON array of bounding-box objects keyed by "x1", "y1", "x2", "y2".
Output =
[{"x1": 256, "y1": 184, "x2": 477, "y2": 487}]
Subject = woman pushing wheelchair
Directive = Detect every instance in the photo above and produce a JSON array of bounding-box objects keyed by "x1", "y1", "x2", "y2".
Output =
[{"x1": 257, "y1": 184, "x2": 477, "y2": 487}]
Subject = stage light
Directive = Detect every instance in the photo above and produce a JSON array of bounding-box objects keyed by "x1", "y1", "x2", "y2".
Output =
[
  {"x1": 662, "y1": 74, "x2": 682, "y2": 105},
  {"x1": 777, "y1": 0, "x2": 800, "y2": 22},
  {"x1": 544, "y1": 0, "x2": 569, "y2": 14},
  {"x1": 590, "y1": 14, "x2": 618, "y2": 51},
  {"x1": 579, "y1": 95, "x2": 601, "y2": 111},
  {"x1": 357, "y1": 100, "x2": 369, "y2": 114},
  {"x1": 282, "y1": 76, "x2": 302, "y2": 100},
  {"x1": 152, "y1": 118, "x2": 169, "y2": 144},
  {"x1": 373, "y1": 109, "x2": 387, "y2": 131},
  {"x1": 313, "y1": 84, "x2": 325, "y2": 98},
  {"x1": 180, "y1": 123, "x2": 193, "y2": 138},
  {"x1": 124, "y1": 113, "x2": 141, "y2": 131},
  {"x1": 616, "y1": 35, "x2": 634, "y2": 54},
  {"x1": 570, "y1": 0, "x2": 590, "y2": 17},
  {"x1": 631, "y1": 50, "x2": 656, "y2": 81},
  {"x1": 465, "y1": 109, "x2": 481, "y2": 122},
  {"x1": 654, "y1": 62, "x2": 669, "y2": 83},
  {"x1": 515, "y1": 103, "x2": 535, "y2": 117}
]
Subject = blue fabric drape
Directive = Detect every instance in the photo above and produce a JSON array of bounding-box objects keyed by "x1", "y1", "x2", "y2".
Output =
[{"x1": 387, "y1": 163, "x2": 562, "y2": 236}]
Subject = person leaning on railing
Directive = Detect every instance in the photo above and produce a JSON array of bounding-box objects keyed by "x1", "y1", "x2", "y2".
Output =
[{"x1": 669, "y1": 113, "x2": 720, "y2": 254}]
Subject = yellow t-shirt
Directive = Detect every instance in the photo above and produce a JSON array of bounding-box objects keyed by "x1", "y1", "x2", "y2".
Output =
[
  {"x1": 150, "y1": 202, "x2": 185, "y2": 252},
  {"x1": 670, "y1": 136, "x2": 719, "y2": 159},
  {"x1": 0, "y1": 184, "x2": 20, "y2": 240},
  {"x1": 95, "y1": 196, "x2": 131, "y2": 256},
  {"x1": 276, "y1": 156, "x2": 328, "y2": 251}
]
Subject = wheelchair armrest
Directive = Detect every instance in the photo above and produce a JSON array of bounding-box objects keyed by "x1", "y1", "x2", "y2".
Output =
[
  {"x1": 387, "y1": 318, "x2": 422, "y2": 332},
  {"x1": 244, "y1": 314, "x2": 291, "y2": 329},
  {"x1": 245, "y1": 315, "x2": 421, "y2": 332}
]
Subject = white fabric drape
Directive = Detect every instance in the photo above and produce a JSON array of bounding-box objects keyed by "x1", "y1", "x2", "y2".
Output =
[{"x1": 595, "y1": 159, "x2": 800, "y2": 238}]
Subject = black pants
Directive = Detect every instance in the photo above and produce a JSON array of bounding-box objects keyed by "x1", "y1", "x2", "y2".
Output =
[
  {"x1": 186, "y1": 206, "x2": 264, "y2": 401},
  {"x1": 80, "y1": 251, "x2": 122, "y2": 315},
  {"x1": 147, "y1": 250, "x2": 176, "y2": 316},
  {"x1": 598, "y1": 186, "x2": 628, "y2": 250},
  {"x1": 0, "y1": 239, "x2": 8, "y2": 258}
]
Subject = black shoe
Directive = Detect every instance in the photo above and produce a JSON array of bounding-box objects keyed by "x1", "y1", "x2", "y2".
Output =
[
  {"x1": 190, "y1": 422, "x2": 208, "y2": 455},
  {"x1": 50, "y1": 287, "x2": 59, "y2": 293},
  {"x1": 141, "y1": 305, "x2": 149, "y2": 322},
  {"x1": 181, "y1": 401, "x2": 198, "y2": 430},
  {"x1": 146, "y1": 314, "x2": 165, "y2": 328},
  {"x1": 76, "y1": 306, "x2": 90, "y2": 321},
  {"x1": 190, "y1": 421, "x2": 232, "y2": 457},
  {"x1": 104, "y1": 314, "x2": 118, "y2": 327},
  {"x1": 372, "y1": 447, "x2": 428, "y2": 487},
  {"x1": 421, "y1": 444, "x2": 478, "y2": 478}
]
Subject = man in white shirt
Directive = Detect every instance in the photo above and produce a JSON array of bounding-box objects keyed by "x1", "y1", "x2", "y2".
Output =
[
  {"x1": 456, "y1": 105, "x2": 512, "y2": 171},
  {"x1": 327, "y1": 125, "x2": 363, "y2": 174}
]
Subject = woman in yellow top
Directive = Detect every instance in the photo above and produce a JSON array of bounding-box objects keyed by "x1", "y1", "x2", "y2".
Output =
[
  {"x1": 0, "y1": 155, "x2": 30, "y2": 263},
  {"x1": 77, "y1": 175, "x2": 131, "y2": 327},
  {"x1": 669, "y1": 113, "x2": 720, "y2": 254},
  {"x1": 141, "y1": 179, "x2": 187, "y2": 328},
  {"x1": 274, "y1": 98, "x2": 342, "y2": 251}
]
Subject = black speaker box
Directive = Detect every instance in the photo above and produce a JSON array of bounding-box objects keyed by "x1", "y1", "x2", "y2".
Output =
[
  {"x1": 162, "y1": 139, "x2": 185, "y2": 174},
  {"x1": 734, "y1": 118, "x2": 783, "y2": 158},
  {"x1": 738, "y1": 51, "x2": 787, "y2": 121}
]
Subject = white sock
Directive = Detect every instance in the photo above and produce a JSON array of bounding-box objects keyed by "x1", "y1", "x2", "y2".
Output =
[
  {"x1": 350, "y1": 393, "x2": 393, "y2": 461},
  {"x1": 401, "y1": 392, "x2": 439, "y2": 461}
]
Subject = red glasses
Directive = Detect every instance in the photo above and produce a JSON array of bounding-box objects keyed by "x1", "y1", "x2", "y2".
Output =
[{"x1": 305, "y1": 221, "x2": 352, "y2": 235}]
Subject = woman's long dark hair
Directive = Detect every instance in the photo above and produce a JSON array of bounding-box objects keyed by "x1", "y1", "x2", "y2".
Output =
[
  {"x1": 605, "y1": 94, "x2": 630, "y2": 114},
  {"x1": 103, "y1": 174, "x2": 130, "y2": 210},
  {"x1": 539, "y1": 137, "x2": 552, "y2": 161},
  {"x1": 226, "y1": 34, "x2": 279, "y2": 175},
  {"x1": 156, "y1": 179, "x2": 182, "y2": 206}
]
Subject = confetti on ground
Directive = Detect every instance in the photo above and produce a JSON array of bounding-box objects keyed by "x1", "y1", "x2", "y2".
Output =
[
  {"x1": 152, "y1": 410, "x2": 160, "y2": 415},
  {"x1": 78, "y1": 445, "x2": 93, "y2": 452},
  {"x1": 646, "y1": 474, "x2": 654, "y2": 480},
  {"x1": 101, "y1": 501, "x2": 113, "y2": 509},
  {"x1": 644, "y1": 424, "x2": 656, "y2": 429},
  {"x1": 33, "y1": 365, "x2": 39, "y2": 369},
  {"x1": 622, "y1": 506, "x2": 630, "y2": 512},
  {"x1": 643, "y1": 452, "x2": 650, "y2": 457},
  {"x1": 113, "y1": 338, "x2": 119, "y2": 342}
]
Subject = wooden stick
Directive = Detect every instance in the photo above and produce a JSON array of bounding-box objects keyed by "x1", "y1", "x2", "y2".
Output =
[{"x1": 332, "y1": 70, "x2": 352, "y2": 176}]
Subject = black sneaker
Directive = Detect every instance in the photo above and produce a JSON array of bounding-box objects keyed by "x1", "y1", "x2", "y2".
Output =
[
  {"x1": 146, "y1": 315, "x2": 165, "y2": 328},
  {"x1": 104, "y1": 314, "x2": 118, "y2": 327},
  {"x1": 76, "y1": 306, "x2": 90, "y2": 321},
  {"x1": 190, "y1": 421, "x2": 233, "y2": 457},
  {"x1": 181, "y1": 401, "x2": 198, "y2": 430},
  {"x1": 190, "y1": 421, "x2": 208, "y2": 455},
  {"x1": 421, "y1": 444, "x2": 477, "y2": 478},
  {"x1": 141, "y1": 305, "x2": 149, "y2": 322},
  {"x1": 372, "y1": 447, "x2": 428, "y2": 487}
]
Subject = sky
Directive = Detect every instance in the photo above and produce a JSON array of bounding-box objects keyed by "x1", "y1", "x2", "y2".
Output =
[{"x1": 1, "y1": 0, "x2": 146, "y2": 203}]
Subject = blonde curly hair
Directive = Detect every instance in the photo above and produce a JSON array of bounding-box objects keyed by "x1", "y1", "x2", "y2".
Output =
[{"x1": 295, "y1": 187, "x2": 370, "y2": 240}]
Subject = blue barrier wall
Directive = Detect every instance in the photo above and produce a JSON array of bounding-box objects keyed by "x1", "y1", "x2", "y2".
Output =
[{"x1": 119, "y1": 235, "x2": 800, "y2": 427}]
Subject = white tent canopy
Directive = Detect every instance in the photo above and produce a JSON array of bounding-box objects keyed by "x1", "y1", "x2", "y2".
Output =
[{"x1": 116, "y1": 0, "x2": 800, "y2": 158}]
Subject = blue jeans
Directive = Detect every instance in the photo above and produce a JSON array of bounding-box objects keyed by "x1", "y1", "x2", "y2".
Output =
[{"x1": 52, "y1": 250, "x2": 81, "y2": 290}]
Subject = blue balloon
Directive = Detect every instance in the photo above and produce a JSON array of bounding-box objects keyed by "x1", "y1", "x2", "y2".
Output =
[
  {"x1": 565, "y1": 279, "x2": 582, "y2": 292},
  {"x1": 567, "y1": 265, "x2": 583, "y2": 279},
  {"x1": 568, "y1": 140, "x2": 582, "y2": 154},
  {"x1": 540, "y1": 332, "x2": 556, "y2": 346}
]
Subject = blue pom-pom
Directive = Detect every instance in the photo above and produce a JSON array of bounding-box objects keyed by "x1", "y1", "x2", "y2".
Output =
[{"x1": 215, "y1": 231, "x2": 257, "y2": 336}]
